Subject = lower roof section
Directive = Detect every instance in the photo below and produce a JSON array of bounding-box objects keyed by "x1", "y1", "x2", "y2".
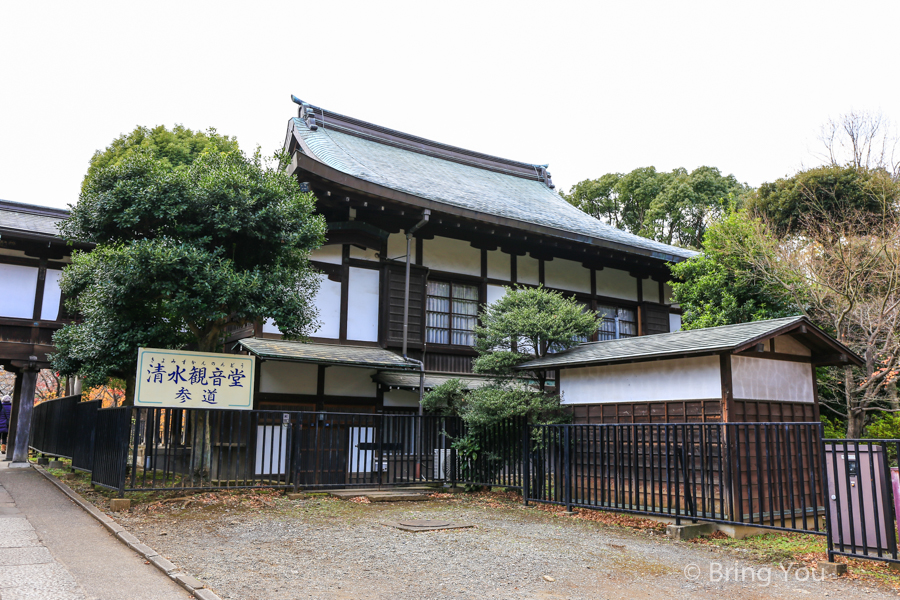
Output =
[
  {"x1": 373, "y1": 371, "x2": 494, "y2": 391},
  {"x1": 236, "y1": 338, "x2": 417, "y2": 371},
  {"x1": 516, "y1": 316, "x2": 863, "y2": 370}
]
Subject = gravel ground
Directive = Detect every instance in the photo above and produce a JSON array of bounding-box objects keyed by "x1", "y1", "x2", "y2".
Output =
[{"x1": 111, "y1": 491, "x2": 896, "y2": 600}]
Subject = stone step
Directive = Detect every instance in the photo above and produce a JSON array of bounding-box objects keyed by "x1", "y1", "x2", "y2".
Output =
[
  {"x1": 365, "y1": 494, "x2": 431, "y2": 503},
  {"x1": 327, "y1": 486, "x2": 436, "y2": 499}
]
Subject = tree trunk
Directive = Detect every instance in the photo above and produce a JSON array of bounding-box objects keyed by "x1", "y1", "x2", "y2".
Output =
[
  {"x1": 189, "y1": 329, "x2": 220, "y2": 481},
  {"x1": 889, "y1": 383, "x2": 899, "y2": 411},
  {"x1": 122, "y1": 373, "x2": 136, "y2": 407},
  {"x1": 844, "y1": 365, "x2": 865, "y2": 438},
  {"x1": 847, "y1": 410, "x2": 866, "y2": 439}
]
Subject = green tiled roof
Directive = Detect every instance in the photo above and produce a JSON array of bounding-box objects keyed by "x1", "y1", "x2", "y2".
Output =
[
  {"x1": 287, "y1": 102, "x2": 697, "y2": 262},
  {"x1": 373, "y1": 371, "x2": 495, "y2": 391},
  {"x1": 517, "y1": 316, "x2": 862, "y2": 369},
  {"x1": 237, "y1": 338, "x2": 417, "y2": 370}
]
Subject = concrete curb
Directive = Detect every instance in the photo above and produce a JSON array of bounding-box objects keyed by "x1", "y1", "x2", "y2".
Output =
[{"x1": 32, "y1": 464, "x2": 222, "y2": 600}]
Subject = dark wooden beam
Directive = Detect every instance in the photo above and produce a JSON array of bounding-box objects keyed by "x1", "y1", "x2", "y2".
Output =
[
  {"x1": 339, "y1": 245, "x2": 350, "y2": 343},
  {"x1": 812, "y1": 353, "x2": 849, "y2": 366},
  {"x1": 720, "y1": 353, "x2": 734, "y2": 422}
]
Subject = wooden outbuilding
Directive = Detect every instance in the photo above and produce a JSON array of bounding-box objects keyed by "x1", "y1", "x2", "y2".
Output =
[{"x1": 518, "y1": 316, "x2": 863, "y2": 424}]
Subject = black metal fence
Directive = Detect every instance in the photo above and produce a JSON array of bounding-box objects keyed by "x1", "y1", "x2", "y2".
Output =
[
  {"x1": 71, "y1": 401, "x2": 100, "y2": 472},
  {"x1": 452, "y1": 416, "x2": 527, "y2": 490},
  {"x1": 34, "y1": 397, "x2": 900, "y2": 567},
  {"x1": 30, "y1": 395, "x2": 81, "y2": 459},
  {"x1": 123, "y1": 407, "x2": 463, "y2": 492},
  {"x1": 525, "y1": 422, "x2": 827, "y2": 534}
]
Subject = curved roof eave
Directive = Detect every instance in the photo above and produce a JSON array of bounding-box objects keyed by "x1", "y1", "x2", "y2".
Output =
[{"x1": 288, "y1": 139, "x2": 695, "y2": 264}]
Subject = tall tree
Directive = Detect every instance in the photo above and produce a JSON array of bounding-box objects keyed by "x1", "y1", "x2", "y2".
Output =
[
  {"x1": 564, "y1": 166, "x2": 746, "y2": 249},
  {"x1": 53, "y1": 142, "x2": 326, "y2": 403},
  {"x1": 746, "y1": 165, "x2": 896, "y2": 234},
  {"x1": 738, "y1": 203, "x2": 900, "y2": 438},
  {"x1": 669, "y1": 209, "x2": 798, "y2": 330},
  {"x1": 816, "y1": 109, "x2": 899, "y2": 177},
  {"x1": 84, "y1": 124, "x2": 239, "y2": 188}
]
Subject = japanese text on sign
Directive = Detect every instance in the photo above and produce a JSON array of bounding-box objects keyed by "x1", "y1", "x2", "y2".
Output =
[{"x1": 134, "y1": 348, "x2": 255, "y2": 410}]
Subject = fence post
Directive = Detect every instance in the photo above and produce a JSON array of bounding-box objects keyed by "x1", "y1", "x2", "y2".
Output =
[
  {"x1": 817, "y1": 423, "x2": 835, "y2": 563},
  {"x1": 116, "y1": 407, "x2": 131, "y2": 498},
  {"x1": 564, "y1": 426, "x2": 572, "y2": 512},
  {"x1": 522, "y1": 417, "x2": 530, "y2": 506}
]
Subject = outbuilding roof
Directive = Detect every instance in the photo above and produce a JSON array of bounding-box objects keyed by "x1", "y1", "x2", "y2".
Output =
[
  {"x1": 373, "y1": 371, "x2": 495, "y2": 391},
  {"x1": 517, "y1": 316, "x2": 863, "y2": 369},
  {"x1": 236, "y1": 338, "x2": 417, "y2": 370},
  {"x1": 286, "y1": 97, "x2": 697, "y2": 262},
  {"x1": 0, "y1": 199, "x2": 68, "y2": 240}
]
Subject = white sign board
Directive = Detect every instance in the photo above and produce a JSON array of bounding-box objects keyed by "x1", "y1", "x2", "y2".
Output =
[{"x1": 135, "y1": 348, "x2": 255, "y2": 410}]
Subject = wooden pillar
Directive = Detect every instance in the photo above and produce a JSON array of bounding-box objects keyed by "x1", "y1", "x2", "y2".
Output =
[
  {"x1": 719, "y1": 353, "x2": 734, "y2": 423},
  {"x1": 316, "y1": 365, "x2": 327, "y2": 412},
  {"x1": 339, "y1": 245, "x2": 350, "y2": 342},
  {"x1": 10, "y1": 367, "x2": 38, "y2": 465}
]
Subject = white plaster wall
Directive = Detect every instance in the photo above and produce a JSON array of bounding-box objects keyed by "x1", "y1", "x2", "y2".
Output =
[
  {"x1": 264, "y1": 275, "x2": 343, "y2": 337},
  {"x1": 312, "y1": 275, "x2": 341, "y2": 339},
  {"x1": 669, "y1": 313, "x2": 682, "y2": 332},
  {"x1": 387, "y1": 233, "x2": 408, "y2": 262},
  {"x1": 560, "y1": 356, "x2": 721, "y2": 404},
  {"x1": 641, "y1": 277, "x2": 663, "y2": 304},
  {"x1": 664, "y1": 282, "x2": 674, "y2": 304},
  {"x1": 731, "y1": 356, "x2": 813, "y2": 402},
  {"x1": 423, "y1": 236, "x2": 480, "y2": 276},
  {"x1": 544, "y1": 258, "x2": 591, "y2": 294},
  {"x1": 40, "y1": 268, "x2": 63, "y2": 321},
  {"x1": 518, "y1": 255, "x2": 539, "y2": 285},
  {"x1": 0, "y1": 264, "x2": 38, "y2": 319},
  {"x1": 324, "y1": 367, "x2": 377, "y2": 397},
  {"x1": 310, "y1": 244, "x2": 342, "y2": 265},
  {"x1": 346, "y1": 267, "x2": 380, "y2": 342},
  {"x1": 384, "y1": 389, "x2": 420, "y2": 407},
  {"x1": 596, "y1": 268, "x2": 637, "y2": 301},
  {"x1": 0, "y1": 248, "x2": 29, "y2": 259},
  {"x1": 486, "y1": 284, "x2": 506, "y2": 307},
  {"x1": 260, "y1": 361, "x2": 318, "y2": 395},
  {"x1": 773, "y1": 335, "x2": 811, "y2": 356},
  {"x1": 487, "y1": 249, "x2": 509, "y2": 281},
  {"x1": 349, "y1": 246, "x2": 379, "y2": 261}
]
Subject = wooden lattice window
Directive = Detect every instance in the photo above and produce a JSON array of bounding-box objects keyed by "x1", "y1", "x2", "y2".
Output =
[
  {"x1": 597, "y1": 305, "x2": 637, "y2": 340},
  {"x1": 426, "y1": 281, "x2": 479, "y2": 346}
]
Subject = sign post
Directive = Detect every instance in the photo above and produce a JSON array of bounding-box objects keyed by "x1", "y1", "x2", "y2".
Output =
[{"x1": 134, "y1": 348, "x2": 255, "y2": 410}]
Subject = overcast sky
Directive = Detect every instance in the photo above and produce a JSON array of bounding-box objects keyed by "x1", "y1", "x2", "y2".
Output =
[{"x1": 2, "y1": 1, "x2": 899, "y2": 210}]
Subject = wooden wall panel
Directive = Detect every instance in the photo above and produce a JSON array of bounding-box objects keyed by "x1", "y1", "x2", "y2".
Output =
[
  {"x1": 732, "y1": 400, "x2": 817, "y2": 423},
  {"x1": 642, "y1": 303, "x2": 670, "y2": 335},
  {"x1": 425, "y1": 353, "x2": 473, "y2": 373},
  {"x1": 570, "y1": 400, "x2": 723, "y2": 424},
  {"x1": 382, "y1": 263, "x2": 427, "y2": 348}
]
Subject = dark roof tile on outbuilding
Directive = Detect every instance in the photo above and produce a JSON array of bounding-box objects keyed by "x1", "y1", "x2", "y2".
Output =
[
  {"x1": 373, "y1": 371, "x2": 495, "y2": 391},
  {"x1": 236, "y1": 338, "x2": 417, "y2": 370},
  {"x1": 517, "y1": 316, "x2": 863, "y2": 369},
  {"x1": 0, "y1": 199, "x2": 68, "y2": 238}
]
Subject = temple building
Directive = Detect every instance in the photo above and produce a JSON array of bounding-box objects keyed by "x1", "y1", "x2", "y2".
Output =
[{"x1": 228, "y1": 96, "x2": 696, "y2": 414}]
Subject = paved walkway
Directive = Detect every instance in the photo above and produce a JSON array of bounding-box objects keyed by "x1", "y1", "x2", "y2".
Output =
[{"x1": 0, "y1": 458, "x2": 189, "y2": 600}]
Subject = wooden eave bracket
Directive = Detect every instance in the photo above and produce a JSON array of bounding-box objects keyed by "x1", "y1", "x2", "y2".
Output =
[{"x1": 812, "y1": 353, "x2": 850, "y2": 367}]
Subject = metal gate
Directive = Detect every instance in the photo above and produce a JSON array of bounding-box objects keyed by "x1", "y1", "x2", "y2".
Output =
[{"x1": 823, "y1": 438, "x2": 900, "y2": 565}]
